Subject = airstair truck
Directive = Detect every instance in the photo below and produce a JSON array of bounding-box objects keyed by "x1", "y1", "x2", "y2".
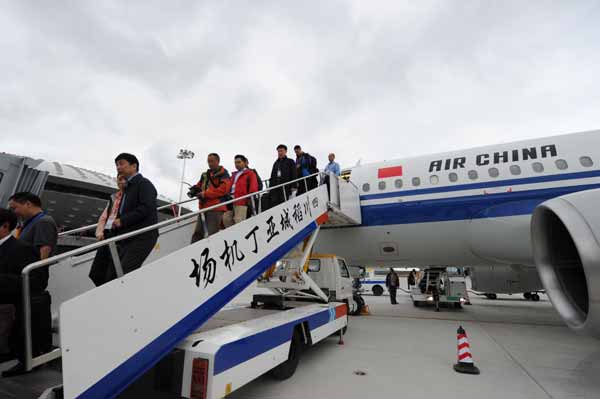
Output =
[{"x1": 25, "y1": 176, "x2": 360, "y2": 399}]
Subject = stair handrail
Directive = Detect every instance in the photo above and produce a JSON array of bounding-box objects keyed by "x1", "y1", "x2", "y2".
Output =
[{"x1": 20, "y1": 171, "x2": 325, "y2": 371}]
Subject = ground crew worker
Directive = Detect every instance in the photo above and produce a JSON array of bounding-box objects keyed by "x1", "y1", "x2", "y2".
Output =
[
  {"x1": 408, "y1": 269, "x2": 417, "y2": 290},
  {"x1": 386, "y1": 268, "x2": 400, "y2": 305}
]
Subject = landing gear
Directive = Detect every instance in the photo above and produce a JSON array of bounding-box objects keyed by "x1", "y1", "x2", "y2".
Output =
[
  {"x1": 524, "y1": 292, "x2": 540, "y2": 301},
  {"x1": 484, "y1": 293, "x2": 497, "y2": 300}
]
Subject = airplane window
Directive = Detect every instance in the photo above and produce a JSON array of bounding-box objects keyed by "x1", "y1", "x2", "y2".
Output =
[
  {"x1": 555, "y1": 159, "x2": 568, "y2": 170},
  {"x1": 412, "y1": 177, "x2": 421, "y2": 187},
  {"x1": 378, "y1": 181, "x2": 386, "y2": 190},
  {"x1": 429, "y1": 175, "x2": 439, "y2": 185},
  {"x1": 394, "y1": 179, "x2": 403, "y2": 189},
  {"x1": 468, "y1": 170, "x2": 478, "y2": 180},
  {"x1": 362, "y1": 183, "x2": 370, "y2": 192},
  {"x1": 580, "y1": 156, "x2": 594, "y2": 167},
  {"x1": 510, "y1": 165, "x2": 521, "y2": 175},
  {"x1": 448, "y1": 172, "x2": 458, "y2": 182},
  {"x1": 488, "y1": 167, "x2": 499, "y2": 178},
  {"x1": 532, "y1": 162, "x2": 544, "y2": 173}
]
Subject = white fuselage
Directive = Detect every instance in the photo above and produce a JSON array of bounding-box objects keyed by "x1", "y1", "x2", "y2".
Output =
[{"x1": 316, "y1": 130, "x2": 600, "y2": 268}]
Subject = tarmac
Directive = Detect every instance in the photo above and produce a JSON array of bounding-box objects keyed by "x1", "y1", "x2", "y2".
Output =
[
  {"x1": 1, "y1": 288, "x2": 599, "y2": 398},
  {"x1": 228, "y1": 290, "x2": 600, "y2": 399}
]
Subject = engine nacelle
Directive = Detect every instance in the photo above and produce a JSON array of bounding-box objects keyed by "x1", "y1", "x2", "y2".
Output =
[{"x1": 531, "y1": 188, "x2": 600, "y2": 338}]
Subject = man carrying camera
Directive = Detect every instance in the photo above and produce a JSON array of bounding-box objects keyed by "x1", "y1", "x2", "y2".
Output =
[{"x1": 189, "y1": 153, "x2": 231, "y2": 243}]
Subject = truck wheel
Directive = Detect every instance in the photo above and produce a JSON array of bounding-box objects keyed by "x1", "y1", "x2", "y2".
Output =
[
  {"x1": 271, "y1": 329, "x2": 303, "y2": 380},
  {"x1": 372, "y1": 285, "x2": 384, "y2": 296},
  {"x1": 413, "y1": 300, "x2": 420, "y2": 307},
  {"x1": 531, "y1": 293, "x2": 540, "y2": 302},
  {"x1": 524, "y1": 292, "x2": 532, "y2": 300}
]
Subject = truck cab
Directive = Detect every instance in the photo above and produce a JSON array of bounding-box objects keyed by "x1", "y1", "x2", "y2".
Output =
[
  {"x1": 306, "y1": 254, "x2": 353, "y2": 303},
  {"x1": 253, "y1": 253, "x2": 362, "y2": 314}
]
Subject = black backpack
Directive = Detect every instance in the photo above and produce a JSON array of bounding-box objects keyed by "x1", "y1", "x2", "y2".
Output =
[{"x1": 305, "y1": 153, "x2": 318, "y2": 174}]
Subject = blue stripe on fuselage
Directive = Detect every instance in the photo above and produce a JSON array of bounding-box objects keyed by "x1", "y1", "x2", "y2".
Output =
[
  {"x1": 360, "y1": 170, "x2": 600, "y2": 201},
  {"x1": 360, "y1": 183, "x2": 600, "y2": 226}
]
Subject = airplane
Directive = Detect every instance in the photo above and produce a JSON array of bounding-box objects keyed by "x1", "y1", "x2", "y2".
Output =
[
  {"x1": 2, "y1": 130, "x2": 598, "y2": 340},
  {"x1": 315, "y1": 129, "x2": 600, "y2": 338}
]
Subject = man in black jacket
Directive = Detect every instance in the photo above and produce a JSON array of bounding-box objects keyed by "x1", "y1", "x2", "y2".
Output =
[
  {"x1": 0, "y1": 208, "x2": 50, "y2": 375},
  {"x1": 268, "y1": 144, "x2": 297, "y2": 208},
  {"x1": 386, "y1": 268, "x2": 400, "y2": 305},
  {"x1": 294, "y1": 145, "x2": 319, "y2": 195},
  {"x1": 112, "y1": 153, "x2": 159, "y2": 277}
]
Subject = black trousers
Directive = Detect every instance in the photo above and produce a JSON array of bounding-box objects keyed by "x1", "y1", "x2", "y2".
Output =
[
  {"x1": 268, "y1": 185, "x2": 293, "y2": 208},
  {"x1": 10, "y1": 292, "x2": 52, "y2": 363},
  {"x1": 89, "y1": 230, "x2": 118, "y2": 287},
  {"x1": 119, "y1": 231, "x2": 159, "y2": 275},
  {"x1": 389, "y1": 287, "x2": 398, "y2": 304},
  {"x1": 296, "y1": 176, "x2": 318, "y2": 196}
]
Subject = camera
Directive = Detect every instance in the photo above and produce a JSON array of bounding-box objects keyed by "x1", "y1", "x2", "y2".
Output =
[{"x1": 187, "y1": 185, "x2": 201, "y2": 198}]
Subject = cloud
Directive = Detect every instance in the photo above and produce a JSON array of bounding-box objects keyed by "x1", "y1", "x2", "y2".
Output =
[{"x1": 1, "y1": 1, "x2": 600, "y2": 200}]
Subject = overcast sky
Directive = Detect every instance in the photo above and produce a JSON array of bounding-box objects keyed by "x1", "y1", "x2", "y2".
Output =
[{"x1": 2, "y1": 1, "x2": 600, "y2": 201}]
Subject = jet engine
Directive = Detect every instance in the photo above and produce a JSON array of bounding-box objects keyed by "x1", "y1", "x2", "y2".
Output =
[{"x1": 531, "y1": 188, "x2": 600, "y2": 338}]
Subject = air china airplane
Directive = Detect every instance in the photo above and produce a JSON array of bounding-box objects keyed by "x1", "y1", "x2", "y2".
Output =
[{"x1": 315, "y1": 129, "x2": 600, "y2": 338}]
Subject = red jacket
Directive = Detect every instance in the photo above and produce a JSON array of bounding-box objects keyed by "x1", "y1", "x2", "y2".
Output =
[
  {"x1": 192, "y1": 167, "x2": 231, "y2": 212},
  {"x1": 228, "y1": 169, "x2": 259, "y2": 207}
]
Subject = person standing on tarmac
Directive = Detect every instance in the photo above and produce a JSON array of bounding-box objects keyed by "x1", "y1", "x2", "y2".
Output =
[
  {"x1": 189, "y1": 153, "x2": 231, "y2": 243},
  {"x1": 294, "y1": 145, "x2": 318, "y2": 195},
  {"x1": 386, "y1": 268, "x2": 400, "y2": 305},
  {"x1": 223, "y1": 155, "x2": 259, "y2": 228},
  {"x1": 268, "y1": 145, "x2": 297, "y2": 208},
  {"x1": 408, "y1": 269, "x2": 417, "y2": 290}
]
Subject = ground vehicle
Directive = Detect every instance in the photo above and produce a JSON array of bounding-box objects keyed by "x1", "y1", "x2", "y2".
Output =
[
  {"x1": 411, "y1": 268, "x2": 468, "y2": 311},
  {"x1": 118, "y1": 301, "x2": 348, "y2": 399},
  {"x1": 360, "y1": 267, "x2": 390, "y2": 296},
  {"x1": 254, "y1": 253, "x2": 364, "y2": 316}
]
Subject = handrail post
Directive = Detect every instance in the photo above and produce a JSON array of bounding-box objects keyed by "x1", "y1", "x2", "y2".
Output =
[
  {"x1": 304, "y1": 176, "x2": 308, "y2": 193},
  {"x1": 200, "y1": 213, "x2": 209, "y2": 238},
  {"x1": 108, "y1": 241, "x2": 124, "y2": 277},
  {"x1": 250, "y1": 196, "x2": 257, "y2": 216},
  {"x1": 22, "y1": 272, "x2": 33, "y2": 371}
]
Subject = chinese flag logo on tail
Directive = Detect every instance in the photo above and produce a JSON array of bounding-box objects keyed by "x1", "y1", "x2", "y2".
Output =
[{"x1": 377, "y1": 166, "x2": 403, "y2": 178}]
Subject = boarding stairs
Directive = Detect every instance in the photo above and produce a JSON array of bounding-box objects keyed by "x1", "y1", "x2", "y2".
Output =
[{"x1": 16, "y1": 172, "x2": 361, "y2": 398}]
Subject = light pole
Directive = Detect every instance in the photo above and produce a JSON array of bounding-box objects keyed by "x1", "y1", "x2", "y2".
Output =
[{"x1": 177, "y1": 149, "x2": 195, "y2": 216}]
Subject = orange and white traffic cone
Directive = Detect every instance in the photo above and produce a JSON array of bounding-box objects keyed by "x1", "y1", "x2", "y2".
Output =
[{"x1": 453, "y1": 326, "x2": 480, "y2": 375}]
